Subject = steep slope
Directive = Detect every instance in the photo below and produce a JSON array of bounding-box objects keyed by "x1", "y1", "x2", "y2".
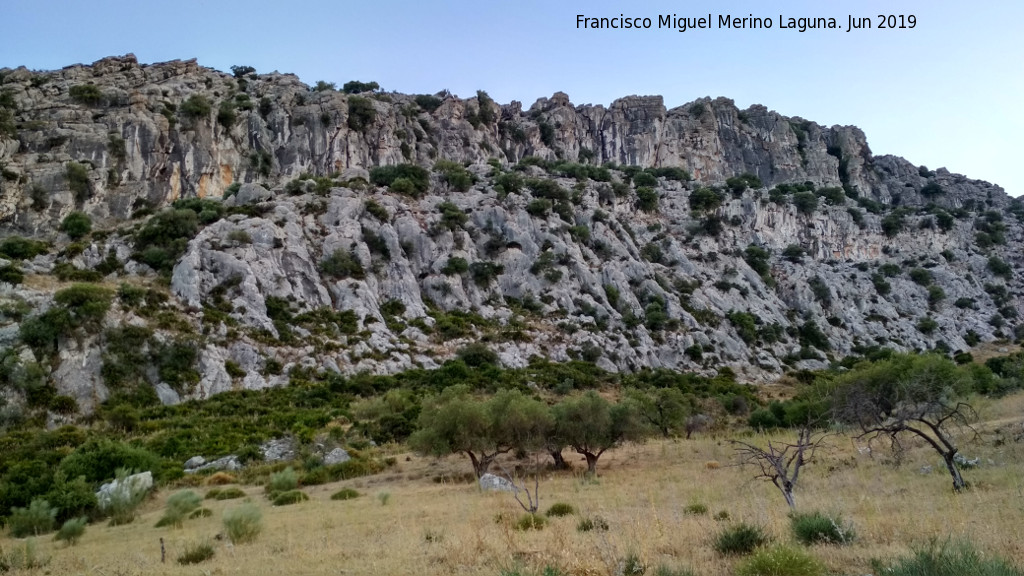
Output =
[{"x1": 0, "y1": 54, "x2": 1020, "y2": 414}]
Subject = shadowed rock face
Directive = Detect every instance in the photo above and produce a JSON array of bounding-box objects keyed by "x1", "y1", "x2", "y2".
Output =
[{"x1": 0, "y1": 55, "x2": 1020, "y2": 410}]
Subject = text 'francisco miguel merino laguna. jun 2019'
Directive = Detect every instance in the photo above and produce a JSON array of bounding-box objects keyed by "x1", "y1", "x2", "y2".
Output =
[{"x1": 576, "y1": 13, "x2": 918, "y2": 33}]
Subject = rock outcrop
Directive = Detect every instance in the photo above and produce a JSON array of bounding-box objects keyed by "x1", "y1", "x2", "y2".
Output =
[{"x1": 0, "y1": 55, "x2": 1020, "y2": 412}]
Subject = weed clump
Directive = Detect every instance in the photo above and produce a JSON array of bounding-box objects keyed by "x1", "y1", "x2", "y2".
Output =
[
  {"x1": 271, "y1": 490, "x2": 309, "y2": 506},
  {"x1": 208, "y1": 487, "x2": 246, "y2": 500},
  {"x1": 545, "y1": 502, "x2": 575, "y2": 517},
  {"x1": 736, "y1": 545, "x2": 824, "y2": 576},
  {"x1": 177, "y1": 540, "x2": 215, "y2": 565},
  {"x1": 576, "y1": 515, "x2": 609, "y2": 532},
  {"x1": 331, "y1": 488, "x2": 360, "y2": 501},
  {"x1": 713, "y1": 522, "x2": 772, "y2": 556},
  {"x1": 514, "y1": 513, "x2": 547, "y2": 531},
  {"x1": 871, "y1": 539, "x2": 1024, "y2": 576},
  {"x1": 789, "y1": 511, "x2": 855, "y2": 545},
  {"x1": 223, "y1": 503, "x2": 262, "y2": 544},
  {"x1": 53, "y1": 517, "x2": 87, "y2": 545}
]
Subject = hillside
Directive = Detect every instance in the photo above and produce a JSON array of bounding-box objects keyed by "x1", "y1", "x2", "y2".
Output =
[{"x1": 0, "y1": 54, "x2": 1022, "y2": 414}]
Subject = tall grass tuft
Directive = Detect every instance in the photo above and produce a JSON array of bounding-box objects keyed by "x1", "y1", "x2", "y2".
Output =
[
  {"x1": 222, "y1": 503, "x2": 262, "y2": 544},
  {"x1": 789, "y1": 511, "x2": 855, "y2": 545},
  {"x1": 736, "y1": 545, "x2": 824, "y2": 576},
  {"x1": 871, "y1": 540, "x2": 1024, "y2": 576},
  {"x1": 713, "y1": 522, "x2": 772, "y2": 556}
]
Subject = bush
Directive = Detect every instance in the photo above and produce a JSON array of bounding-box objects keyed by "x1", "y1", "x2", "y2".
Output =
[
  {"x1": 0, "y1": 236, "x2": 48, "y2": 260},
  {"x1": 577, "y1": 515, "x2": 609, "y2": 532},
  {"x1": 209, "y1": 487, "x2": 246, "y2": 500},
  {"x1": 98, "y1": 468, "x2": 152, "y2": 526},
  {"x1": 736, "y1": 545, "x2": 824, "y2": 576},
  {"x1": 792, "y1": 192, "x2": 818, "y2": 215},
  {"x1": 0, "y1": 264, "x2": 23, "y2": 284},
  {"x1": 69, "y1": 84, "x2": 104, "y2": 105},
  {"x1": 545, "y1": 502, "x2": 575, "y2": 517},
  {"x1": 53, "y1": 517, "x2": 87, "y2": 546},
  {"x1": 267, "y1": 466, "x2": 299, "y2": 493},
  {"x1": 442, "y1": 257, "x2": 469, "y2": 275},
  {"x1": 364, "y1": 200, "x2": 389, "y2": 221},
  {"x1": 180, "y1": 95, "x2": 212, "y2": 119},
  {"x1": 206, "y1": 471, "x2": 237, "y2": 485},
  {"x1": 514, "y1": 513, "x2": 548, "y2": 531},
  {"x1": 684, "y1": 503, "x2": 708, "y2": 515},
  {"x1": 271, "y1": 489, "x2": 309, "y2": 506},
  {"x1": 347, "y1": 96, "x2": 377, "y2": 132},
  {"x1": 8, "y1": 498, "x2": 57, "y2": 537},
  {"x1": 636, "y1": 187, "x2": 658, "y2": 212},
  {"x1": 134, "y1": 208, "x2": 199, "y2": 272},
  {"x1": 909, "y1": 268, "x2": 933, "y2": 286},
  {"x1": 988, "y1": 256, "x2": 1012, "y2": 279},
  {"x1": 689, "y1": 188, "x2": 723, "y2": 212},
  {"x1": 189, "y1": 507, "x2": 213, "y2": 519},
  {"x1": 177, "y1": 540, "x2": 215, "y2": 565},
  {"x1": 713, "y1": 523, "x2": 771, "y2": 556},
  {"x1": 320, "y1": 248, "x2": 365, "y2": 279},
  {"x1": 331, "y1": 488, "x2": 360, "y2": 500},
  {"x1": 66, "y1": 162, "x2": 92, "y2": 201},
  {"x1": 223, "y1": 503, "x2": 263, "y2": 544},
  {"x1": 60, "y1": 211, "x2": 92, "y2": 239},
  {"x1": 873, "y1": 539, "x2": 1024, "y2": 576},
  {"x1": 156, "y1": 490, "x2": 202, "y2": 528},
  {"x1": 790, "y1": 511, "x2": 854, "y2": 545},
  {"x1": 370, "y1": 164, "x2": 429, "y2": 196}
]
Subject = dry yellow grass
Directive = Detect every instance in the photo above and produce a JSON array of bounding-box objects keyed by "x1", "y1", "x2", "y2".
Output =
[{"x1": 6, "y1": 392, "x2": 1024, "y2": 575}]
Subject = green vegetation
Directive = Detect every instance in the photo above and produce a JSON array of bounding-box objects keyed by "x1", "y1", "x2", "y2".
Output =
[
  {"x1": 155, "y1": 490, "x2": 202, "y2": 528},
  {"x1": 320, "y1": 248, "x2": 365, "y2": 279},
  {"x1": 790, "y1": 511, "x2": 854, "y2": 545},
  {"x1": 177, "y1": 540, "x2": 215, "y2": 564},
  {"x1": 69, "y1": 84, "x2": 104, "y2": 105},
  {"x1": 689, "y1": 188, "x2": 723, "y2": 213},
  {"x1": 545, "y1": 502, "x2": 575, "y2": 517},
  {"x1": 8, "y1": 498, "x2": 57, "y2": 537},
  {"x1": 342, "y1": 80, "x2": 380, "y2": 94},
  {"x1": 714, "y1": 522, "x2": 771, "y2": 555},
  {"x1": 66, "y1": 162, "x2": 92, "y2": 202},
  {"x1": 223, "y1": 503, "x2": 262, "y2": 544},
  {"x1": 347, "y1": 96, "x2": 376, "y2": 132},
  {"x1": 60, "y1": 211, "x2": 92, "y2": 239},
  {"x1": 736, "y1": 545, "x2": 824, "y2": 576},
  {"x1": 54, "y1": 516, "x2": 87, "y2": 545},
  {"x1": 331, "y1": 488, "x2": 360, "y2": 500},
  {"x1": 180, "y1": 95, "x2": 212, "y2": 119},
  {"x1": 0, "y1": 236, "x2": 48, "y2": 260},
  {"x1": 370, "y1": 164, "x2": 430, "y2": 197},
  {"x1": 726, "y1": 173, "x2": 763, "y2": 193},
  {"x1": 873, "y1": 540, "x2": 1024, "y2": 576}
]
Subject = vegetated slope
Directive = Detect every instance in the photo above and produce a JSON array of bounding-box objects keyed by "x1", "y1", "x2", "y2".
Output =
[{"x1": 0, "y1": 54, "x2": 1021, "y2": 413}]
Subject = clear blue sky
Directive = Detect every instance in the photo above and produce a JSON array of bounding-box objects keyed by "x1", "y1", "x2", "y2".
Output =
[{"x1": 3, "y1": 0, "x2": 1021, "y2": 197}]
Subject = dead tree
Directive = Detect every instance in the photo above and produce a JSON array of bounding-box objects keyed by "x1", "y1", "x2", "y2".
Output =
[
  {"x1": 497, "y1": 460, "x2": 541, "y2": 514},
  {"x1": 731, "y1": 427, "x2": 828, "y2": 509},
  {"x1": 831, "y1": 356, "x2": 979, "y2": 492}
]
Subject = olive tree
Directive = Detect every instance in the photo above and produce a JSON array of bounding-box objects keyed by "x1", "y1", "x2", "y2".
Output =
[
  {"x1": 409, "y1": 386, "x2": 551, "y2": 478},
  {"x1": 552, "y1": 391, "x2": 641, "y2": 475},
  {"x1": 831, "y1": 354, "x2": 979, "y2": 491}
]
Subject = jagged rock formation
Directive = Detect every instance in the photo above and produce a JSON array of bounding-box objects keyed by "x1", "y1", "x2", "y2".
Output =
[{"x1": 0, "y1": 55, "x2": 1021, "y2": 414}]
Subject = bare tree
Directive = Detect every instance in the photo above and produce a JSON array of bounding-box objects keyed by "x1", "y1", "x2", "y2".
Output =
[
  {"x1": 831, "y1": 354, "x2": 979, "y2": 491},
  {"x1": 731, "y1": 427, "x2": 827, "y2": 509},
  {"x1": 497, "y1": 460, "x2": 541, "y2": 514}
]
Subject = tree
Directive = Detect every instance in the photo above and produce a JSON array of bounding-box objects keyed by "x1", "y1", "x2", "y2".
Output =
[
  {"x1": 409, "y1": 386, "x2": 551, "y2": 478},
  {"x1": 731, "y1": 427, "x2": 827, "y2": 509},
  {"x1": 831, "y1": 354, "x2": 978, "y2": 491},
  {"x1": 627, "y1": 387, "x2": 691, "y2": 438},
  {"x1": 552, "y1": 391, "x2": 640, "y2": 475}
]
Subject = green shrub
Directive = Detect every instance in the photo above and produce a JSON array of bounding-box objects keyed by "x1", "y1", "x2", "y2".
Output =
[
  {"x1": 789, "y1": 511, "x2": 854, "y2": 545},
  {"x1": 917, "y1": 317, "x2": 939, "y2": 335},
  {"x1": 736, "y1": 545, "x2": 824, "y2": 576},
  {"x1": 331, "y1": 488, "x2": 360, "y2": 500},
  {"x1": 882, "y1": 212, "x2": 905, "y2": 237},
  {"x1": 364, "y1": 200, "x2": 389, "y2": 221},
  {"x1": 217, "y1": 100, "x2": 237, "y2": 129},
  {"x1": 134, "y1": 208, "x2": 199, "y2": 272},
  {"x1": 442, "y1": 257, "x2": 469, "y2": 275},
  {"x1": 514, "y1": 513, "x2": 547, "y2": 531},
  {"x1": 271, "y1": 489, "x2": 309, "y2": 506},
  {"x1": 792, "y1": 192, "x2": 818, "y2": 215},
  {"x1": 320, "y1": 248, "x2": 365, "y2": 279},
  {"x1": 191, "y1": 507, "x2": 214, "y2": 519},
  {"x1": 872, "y1": 539, "x2": 1024, "y2": 576},
  {"x1": 155, "y1": 490, "x2": 202, "y2": 528},
  {"x1": 98, "y1": 468, "x2": 151, "y2": 526},
  {"x1": 66, "y1": 162, "x2": 92, "y2": 201},
  {"x1": 0, "y1": 264, "x2": 23, "y2": 284},
  {"x1": 60, "y1": 211, "x2": 92, "y2": 239},
  {"x1": 0, "y1": 236, "x2": 48, "y2": 260},
  {"x1": 209, "y1": 487, "x2": 246, "y2": 500},
  {"x1": 267, "y1": 466, "x2": 299, "y2": 493},
  {"x1": 53, "y1": 517, "x2": 87, "y2": 545},
  {"x1": 180, "y1": 95, "x2": 212, "y2": 119},
  {"x1": 69, "y1": 84, "x2": 104, "y2": 105},
  {"x1": 908, "y1": 268, "x2": 933, "y2": 286},
  {"x1": 713, "y1": 523, "x2": 771, "y2": 556},
  {"x1": 347, "y1": 96, "x2": 377, "y2": 131},
  {"x1": 988, "y1": 256, "x2": 1012, "y2": 279},
  {"x1": 46, "y1": 473, "x2": 97, "y2": 523},
  {"x1": 343, "y1": 80, "x2": 379, "y2": 94},
  {"x1": 636, "y1": 187, "x2": 658, "y2": 212},
  {"x1": 689, "y1": 188, "x2": 723, "y2": 212},
  {"x1": 414, "y1": 94, "x2": 443, "y2": 112},
  {"x1": 370, "y1": 164, "x2": 429, "y2": 196},
  {"x1": 177, "y1": 540, "x2": 215, "y2": 565},
  {"x1": 223, "y1": 503, "x2": 262, "y2": 544},
  {"x1": 8, "y1": 498, "x2": 57, "y2": 537},
  {"x1": 545, "y1": 502, "x2": 575, "y2": 517},
  {"x1": 683, "y1": 503, "x2": 708, "y2": 515},
  {"x1": 576, "y1": 515, "x2": 609, "y2": 532}
]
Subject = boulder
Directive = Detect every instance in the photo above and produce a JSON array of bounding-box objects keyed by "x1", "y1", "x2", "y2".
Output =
[
  {"x1": 479, "y1": 473, "x2": 518, "y2": 493},
  {"x1": 323, "y1": 448, "x2": 351, "y2": 466},
  {"x1": 96, "y1": 471, "x2": 153, "y2": 509}
]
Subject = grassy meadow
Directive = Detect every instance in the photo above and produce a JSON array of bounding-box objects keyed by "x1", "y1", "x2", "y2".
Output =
[{"x1": 4, "y1": 391, "x2": 1023, "y2": 576}]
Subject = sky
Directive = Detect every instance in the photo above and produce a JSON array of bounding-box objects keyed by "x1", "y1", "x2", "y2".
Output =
[{"x1": 2, "y1": 0, "x2": 1021, "y2": 197}]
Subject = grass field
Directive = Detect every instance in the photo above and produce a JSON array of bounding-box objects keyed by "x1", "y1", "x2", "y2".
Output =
[{"x1": 4, "y1": 392, "x2": 1024, "y2": 576}]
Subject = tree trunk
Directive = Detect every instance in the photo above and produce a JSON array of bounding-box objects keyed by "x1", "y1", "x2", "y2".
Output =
[
  {"x1": 468, "y1": 452, "x2": 494, "y2": 478},
  {"x1": 549, "y1": 449, "x2": 568, "y2": 470},
  {"x1": 584, "y1": 452, "x2": 599, "y2": 475},
  {"x1": 942, "y1": 452, "x2": 966, "y2": 492},
  {"x1": 782, "y1": 488, "x2": 795, "y2": 509}
]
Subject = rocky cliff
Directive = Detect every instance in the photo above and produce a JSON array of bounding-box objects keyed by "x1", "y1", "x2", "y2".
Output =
[{"x1": 0, "y1": 54, "x2": 1020, "y2": 414}]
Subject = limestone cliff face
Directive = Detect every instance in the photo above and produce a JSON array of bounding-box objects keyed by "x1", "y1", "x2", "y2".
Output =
[{"x1": 0, "y1": 55, "x2": 1019, "y2": 411}]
